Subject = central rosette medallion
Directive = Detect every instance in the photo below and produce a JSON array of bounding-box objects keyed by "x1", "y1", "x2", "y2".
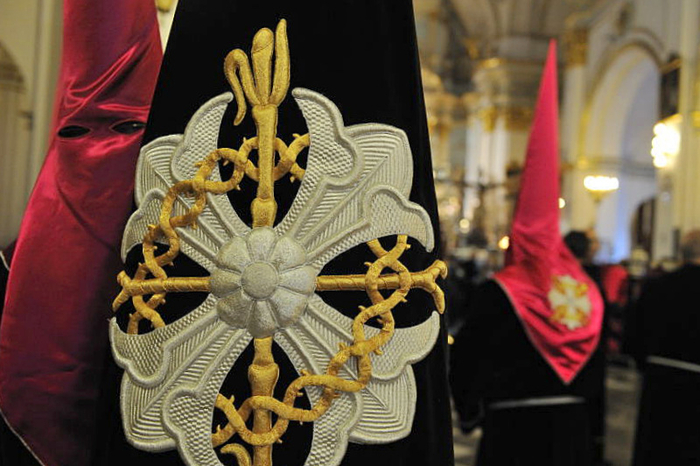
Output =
[{"x1": 210, "y1": 227, "x2": 318, "y2": 338}]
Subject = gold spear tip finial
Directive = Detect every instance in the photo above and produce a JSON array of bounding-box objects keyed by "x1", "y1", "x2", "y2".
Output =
[
  {"x1": 252, "y1": 28, "x2": 274, "y2": 53},
  {"x1": 224, "y1": 19, "x2": 290, "y2": 126}
]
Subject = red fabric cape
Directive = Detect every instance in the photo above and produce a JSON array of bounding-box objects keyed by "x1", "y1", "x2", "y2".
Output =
[{"x1": 0, "y1": 2, "x2": 161, "y2": 464}]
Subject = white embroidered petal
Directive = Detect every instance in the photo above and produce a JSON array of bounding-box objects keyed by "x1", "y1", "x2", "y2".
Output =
[
  {"x1": 351, "y1": 370, "x2": 418, "y2": 443},
  {"x1": 135, "y1": 135, "x2": 181, "y2": 204},
  {"x1": 124, "y1": 93, "x2": 258, "y2": 268},
  {"x1": 268, "y1": 287, "x2": 310, "y2": 327},
  {"x1": 169, "y1": 92, "x2": 249, "y2": 240},
  {"x1": 281, "y1": 296, "x2": 357, "y2": 379},
  {"x1": 135, "y1": 92, "x2": 249, "y2": 246},
  {"x1": 216, "y1": 289, "x2": 254, "y2": 328},
  {"x1": 209, "y1": 269, "x2": 241, "y2": 297},
  {"x1": 303, "y1": 295, "x2": 439, "y2": 412},
  {"x1": 161, "y1": 330, "x2": 251, "y2": 464},
  {"x1": 215, "y1": 236, "x2": 251, "y2": 272},
  {"x1": 275, "y1": 295, "x2": 439, "y2": 461},
  {"x1": 345, "y1": 123, "x2": 412, "y2": 196},
  {"x1": 279, "y1": 266, "x2": 318, "y2": 295},
  {"x1": 122, "y1": 189, "x2": 164, "y2": 261},
  {"x1": 246, "y1": 227, "x2": 277, "y2": 261},
  {"x1": 303, "y1": 396, "x2": 357, "y2": 466},
  {"x1": 248, "y1": 300, "x2": 279, "y2": 338},
  {"x1": 351, "y1": 312, "x2": 440, "y2": 443},
  {"x1": 270, "y1": 235, "x2": 307, "y2": 271},
  {"x1": 275, "y1": 89, "x2": 433, "y2": 269},
  {"x1": 110, "y1": 296, "x2": 219, "y2": 387},
  {"x1": 363, "y1": 311, "x2": 440, "y2": 381},
  {"x1": 169, "y1": 93, "x2": 230, "y2": 182},
  {"x1": 303, "y1": 296, "x2": 438, "y2": 442},
  {"x1": 110, "y1": 295, "x2": 251, "y2": 451}
]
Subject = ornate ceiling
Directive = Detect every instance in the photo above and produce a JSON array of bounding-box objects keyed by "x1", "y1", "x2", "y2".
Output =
[{"x1": 414, "y1": 0, "x2": 600, "y2": 93}]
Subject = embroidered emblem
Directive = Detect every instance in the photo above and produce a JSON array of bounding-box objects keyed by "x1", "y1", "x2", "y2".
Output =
[
  {"x1": 210, "y1": 228, "x2": 317, "y2": 337},
  {"x1": 110, "y1": 20, "x2": 446, "y2": 466},
  {"x1": 548, "y1": 275, "x2": 591, "y2": 330}
]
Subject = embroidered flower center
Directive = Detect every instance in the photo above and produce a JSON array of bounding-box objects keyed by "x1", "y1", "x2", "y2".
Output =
[
  {"x1": 209, "y1": 227, "x2": 318, "y2": 338},
  {"x1": 241, "y1": 262, "x2": 279, "y2": 299}
]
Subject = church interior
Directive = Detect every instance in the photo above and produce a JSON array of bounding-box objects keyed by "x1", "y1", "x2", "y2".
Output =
[
  {"x1": 413, "y1": 2, "x2": 688, "y2": 463},
  {"x1": 0, "y1": 1, "x2": 698, "y2": 466}
]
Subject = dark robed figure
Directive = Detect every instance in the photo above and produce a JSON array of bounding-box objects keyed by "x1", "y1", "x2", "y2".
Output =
[
  {"x1": 450, "y1": 42, "x2": 605, "y2": 466},
  {"x1": 628, "y1": 230, "x2": 700, "y2": 466}
]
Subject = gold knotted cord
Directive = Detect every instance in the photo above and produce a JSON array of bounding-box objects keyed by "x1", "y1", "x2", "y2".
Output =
[{"x1": 112, "y1": 20, "x2": 447, "y2": 466}]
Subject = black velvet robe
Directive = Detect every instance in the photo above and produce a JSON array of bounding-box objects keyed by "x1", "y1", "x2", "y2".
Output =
[
  {"x1": 450, "y1": 280, "x2": 605, "y2": 466},
  {"x1": 627, "y1": 264, "x2": 700, "y2": 466},
  {"x1": 97, "y1": 1, "x2": 453, "y2": 465}
]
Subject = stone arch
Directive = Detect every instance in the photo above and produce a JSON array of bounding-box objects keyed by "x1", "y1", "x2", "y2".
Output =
[
  {"x1": 573, "y1": 42, "x2": 660, "y2": 262},
  {"x1": 583, "y1": 44, "x2": 660, "y2": 159}
]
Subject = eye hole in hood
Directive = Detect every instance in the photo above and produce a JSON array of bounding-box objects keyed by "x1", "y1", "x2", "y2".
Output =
[
  {"x1": 112, "y1": 120, "x2": 146, "y2": 135},
  {"x1": 57, "y1": 125, "x2": 90, "y2": 139}
]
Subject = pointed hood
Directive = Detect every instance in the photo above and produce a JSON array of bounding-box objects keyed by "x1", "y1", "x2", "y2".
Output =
[
  {"x1": 0, "y1": 1, "x2": 161, "y2": 465},
  {"x1": 494, "y1": 41, "x2": 604, "y2": 384},
  {"x1": 57, "y1": 0, "x2": 161, "y2": 125},
  {"x1": 507, "y1": 41, "x2": 561, "y2": 266}
]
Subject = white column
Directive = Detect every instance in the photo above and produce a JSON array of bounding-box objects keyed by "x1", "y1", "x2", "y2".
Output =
[
  {"x1": 561, "y1": 66, "x2": 588, "y2": 230},
  {"x1": 26, "y1": 0, "x2": 61, "y2": 188},
  {"x1": 675, "y1": 0, "x2": 700, "y2": 233},
  {"x1": 472, "y1": 59, "x2": 540, "y2": 244},
  {"x1": 560, "y1": 27, "x2": 593, "y2": 233},
  {"x1": 0, "y1": 47, "x2": 32, "y2": 247}
]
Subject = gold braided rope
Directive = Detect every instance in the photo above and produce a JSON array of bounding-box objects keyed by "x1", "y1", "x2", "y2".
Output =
[{"x1": 113, "y1": 20, "x2": 447, "y2": 466}]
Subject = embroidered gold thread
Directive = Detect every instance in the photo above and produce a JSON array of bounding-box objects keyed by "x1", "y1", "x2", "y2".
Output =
[
  {"x1": 224, "y1": 21, "x2": 292, "y2": 465},
  {"x1": 113, "y1": 20, "x2": 447, "y2": 466},
  {"x1": 225, "y1": 20, "x2": 290, "y2": 228},
  {"x1": 221, "y1": 443, "x2": 252, "y2": 466},
  {"x1": 548, "y1": 275, "x2": 591, "y2": 330},
  {"x1": 315, "y1": 260, "x2": 447, "y2": 313},
  {"x1": 115, "y1": 263, "x2": 446, "y2": 312}
]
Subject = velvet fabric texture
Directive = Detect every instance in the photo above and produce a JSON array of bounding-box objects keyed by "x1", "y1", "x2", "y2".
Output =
[
  {"x1": 96, "y1": 1, "x2": 454, "y2": 465},
  {"x1": 0, "y1": 2, "x2": 161, "y2": 465},
  {"x1": 493, "y1": 42, "x2": 604, "y2": 384}
]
